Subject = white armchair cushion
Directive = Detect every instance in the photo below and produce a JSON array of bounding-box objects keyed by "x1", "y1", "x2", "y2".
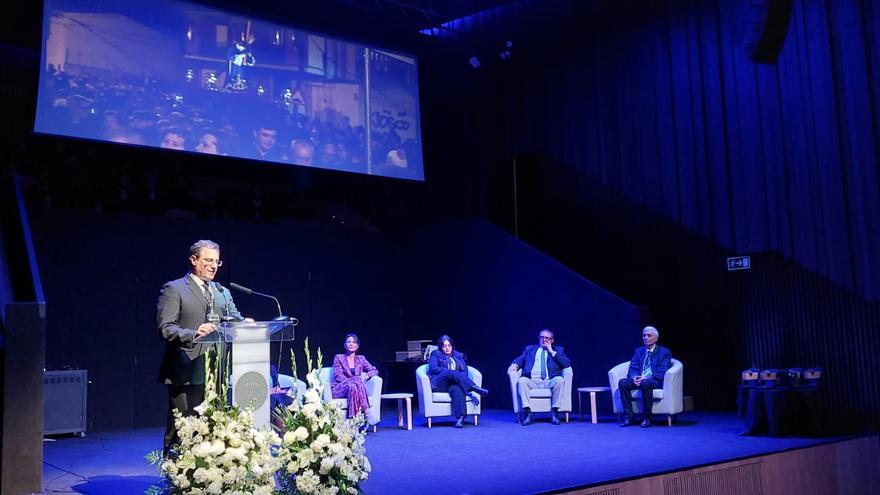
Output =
[
  {"x1": 277, "y1": 373, "x2": 307, "y2": 403},
  {"x1": 431, "y1": 392, "x2": 479, "y2": 403},
  {"x1": 508, "y1": 367, "x2": 574, "y2": 413},
  {"x1": 416, "y1": 364, "x2": 482, "y2": 422}
]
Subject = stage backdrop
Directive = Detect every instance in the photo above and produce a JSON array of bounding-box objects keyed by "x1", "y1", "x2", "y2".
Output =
[
  {"x1": 398, "y1": 220, "x2": 640, "y2": 404},
  {"x1": 30, "y1": 211, "x2": 638, "y2": 430}
]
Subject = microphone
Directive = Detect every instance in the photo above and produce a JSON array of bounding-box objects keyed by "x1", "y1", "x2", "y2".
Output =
[
  {"x1": 229, "y1": 282, "x2": 253, "y2": 295},
  {"x1": 229, "y1": 282, "x2": 295, "y2": 322},
  {"x1": 214, "y1": 284, "x2": 239, "y2": 322}
]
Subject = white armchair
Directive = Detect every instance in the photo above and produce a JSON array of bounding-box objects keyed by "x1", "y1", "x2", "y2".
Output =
[
  {"x1": 608, "y1": 358, "x2": 684, "y2": 426},
  {"x1": 318, "y1": 367, "x2": 383, "y2": 432},
  {"x1": 415, "y1": 364, "x2": 482, "y2": 428},
  {"x1": 277, "y1": 373, "x2": 307, "y2": 402},
  {"x1": 508, "y1": 367, "x2": 574, "y2": 422}
]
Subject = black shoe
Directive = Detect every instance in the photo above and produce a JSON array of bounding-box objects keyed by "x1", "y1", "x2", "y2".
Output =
[
  {"x1": 641, "y1": 418, "x2": 652, "y2": 428},
  {"x1": 619, "y1": 416, "x2": 635, "y2": 427},
  {"x1": 520, "y1": 413, "x2": 533, "y2": 426},
  {"x1": 472, "y1": 386, "x2": 489, "y2": 396},
  {"x1": 550, "y1": 412, "x2": 561, "y2": 425},
  {"x1": 454, "y1": 416, "x2": 464, "y2": 428}
]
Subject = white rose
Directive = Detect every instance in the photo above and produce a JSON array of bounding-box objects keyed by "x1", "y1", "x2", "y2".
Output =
[
  {"x1": 206, "y1": 479, "x2": 223, "y2": 494},
  {"x1": 319, "y1": 456, "x2": 335, "y2": 475},
  {"x1": 192, "y1": 467, "x2": 210, "y2": 483},
  {"x1": 210, "y1": 440, "x2": 225, "y2": 456},
  {"x1": 294, "y1": 426, "x2": 309, "y2": 441},
  {"x1": 282, "y1": 431, "x2": 296, "y2": 445},
  {"x1": 227, "y1": 434, "x2": 241, "y2": 448}
]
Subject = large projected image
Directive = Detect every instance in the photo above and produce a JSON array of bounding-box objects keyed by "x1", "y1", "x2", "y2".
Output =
[{"x1": 34, "y1": 0, "x2": 424, "y2": 180}]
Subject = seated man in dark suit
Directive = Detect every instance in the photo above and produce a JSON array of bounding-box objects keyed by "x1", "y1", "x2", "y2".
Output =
[
  {"x1": 507, "y1": 328, "x2": 571, "y2": 426},
  {"x1": 618, "y1": 325, "x2": 673, "y2": 428}
]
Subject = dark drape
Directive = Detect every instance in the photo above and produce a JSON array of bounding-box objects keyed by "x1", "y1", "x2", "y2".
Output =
[{"x1": 474, "y1": 0, "x2": 880, "y2": 299}]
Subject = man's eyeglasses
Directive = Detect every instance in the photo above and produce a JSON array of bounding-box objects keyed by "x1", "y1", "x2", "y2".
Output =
[
  {"x1": 198, "y1": 257, "x2": 223, "y2": 267},
  {"x1": 540, "y1": 335, "x2": 554, "y2": 341}
]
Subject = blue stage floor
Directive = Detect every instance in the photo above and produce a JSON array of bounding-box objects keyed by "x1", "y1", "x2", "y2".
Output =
[{"x1": 43, "y1": 410, "x2": 833, "y2": 495}]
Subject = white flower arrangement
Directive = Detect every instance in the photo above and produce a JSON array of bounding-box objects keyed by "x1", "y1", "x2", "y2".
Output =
[
  {"x1": 147, "y1": 350, "x2": 282, "y2": 495},
  {"x1": 275, "y1": 340, "x2": 371, "y2": 495},
  {"x1": 146, "y1": 339, "x2": 370, "y2": 495}
]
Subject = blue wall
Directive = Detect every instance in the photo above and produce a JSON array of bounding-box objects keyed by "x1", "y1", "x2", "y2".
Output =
[
  {"x1": 30, "y1": 213, "x2": 638, "y2": 429},
  {"x1": 471, "y1": 0, "x2": 880, "y2": 300},
  {"x1": 31, "y1": 211, "x2": 404, "y2": 429},
  {"x1": 399, "y1": 220, "x2": 640, "y2": 408}
]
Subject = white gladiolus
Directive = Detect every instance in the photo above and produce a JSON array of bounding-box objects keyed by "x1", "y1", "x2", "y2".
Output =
[
  {"x1": 302, "y1": 402, "x2": 319, "y2": 418},
  {"x1": 304, "y1": 388, "x2": 322, "y2": 404}
]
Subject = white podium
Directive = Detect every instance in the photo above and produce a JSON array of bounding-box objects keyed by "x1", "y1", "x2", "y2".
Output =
[{"x1": 197, "y1": 320, "x2": 295, "y2": 428}]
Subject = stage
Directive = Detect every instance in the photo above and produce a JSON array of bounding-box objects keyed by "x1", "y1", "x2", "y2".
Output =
[{"x1": 41, "y1": 409, "x2": 862, "y2": 495}]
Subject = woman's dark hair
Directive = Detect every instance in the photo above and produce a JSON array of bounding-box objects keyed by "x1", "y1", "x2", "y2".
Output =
[
  {"x1": 343, "y1": 333, "x2": 360, "y2": 350},
  {"x1": 436, "y1": 334, "x2": 454, "y2": 352}
]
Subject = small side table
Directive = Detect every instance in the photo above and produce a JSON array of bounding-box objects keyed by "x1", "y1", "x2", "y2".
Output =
[
  {"x1": 380, "y1": 393, "x2": 413, "y2": 430},
  {"x1": 577, "y1": 386, "x2": 611, "y2": 423}
]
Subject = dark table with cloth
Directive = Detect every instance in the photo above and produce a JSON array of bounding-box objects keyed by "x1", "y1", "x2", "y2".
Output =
[{"x1": 738, "y1": 385, "x2": 822, "y2": 436}]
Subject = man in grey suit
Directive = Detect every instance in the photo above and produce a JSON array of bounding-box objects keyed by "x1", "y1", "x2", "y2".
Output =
[{"x1": 157, "y1": 239, "x2": 244, "y2": 455}]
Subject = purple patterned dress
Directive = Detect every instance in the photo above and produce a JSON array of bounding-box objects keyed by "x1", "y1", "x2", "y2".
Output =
[{"x1": 330, "y1": 354, "x2": 378, "y2": 418}]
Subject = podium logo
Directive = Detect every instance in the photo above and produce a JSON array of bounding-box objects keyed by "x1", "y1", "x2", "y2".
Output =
[{"x1": 234, "y1": 371, "x2": 269, "y2": 410}]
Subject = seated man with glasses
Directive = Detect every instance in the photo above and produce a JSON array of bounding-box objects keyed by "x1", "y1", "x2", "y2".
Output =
[
  {"x1": 507, "y1": 328, "x2": 571, "y2": 425},
  {"x1": 156, "y1": 239, "x2": 245, "y2": 456}
]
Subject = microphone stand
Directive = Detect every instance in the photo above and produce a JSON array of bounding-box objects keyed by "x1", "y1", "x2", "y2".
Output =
[
  {"x1": 229, "y1": 282, "x2": 299, "y2": 388},
  {"x1": 229, "y1": 282, "x2": 297, "y2": 322}
]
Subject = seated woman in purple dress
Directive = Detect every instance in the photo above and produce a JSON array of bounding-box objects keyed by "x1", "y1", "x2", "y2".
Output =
[
  {"x1": 331, "y1": 333, "x2": 379, "y2": 426},
  {"x1": 427, "y1": 334, "x2": 489, "y2": 428}
]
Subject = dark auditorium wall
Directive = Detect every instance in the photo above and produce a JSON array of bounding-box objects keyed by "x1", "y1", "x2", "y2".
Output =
[
  {"x1": 476, "y1": 0, "x2": 880, "y2": 300},
  {"x1": 398, "y1": 220, "x2": 641, "y2": 410},
  {"x1": 29, "y1": 211, "x2": 639, "y2": 429},
  {"x1": 735, "y1": 251, "x2": 880, "y2": 431},
  {"x1": 492, "y1": 155, "x2": 880, "y2": 430},
  {"x1": 8, "y1": 0, "x2": 880, "y2": 432},
  {"x1": 452, "y1": 0, "x2": 880, "y2": 429},
  {"x1": 30, "y1": 211, "x2": 406, "y2": 430}
]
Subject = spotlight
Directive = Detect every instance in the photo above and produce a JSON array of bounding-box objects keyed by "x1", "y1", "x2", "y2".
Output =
[
  {"x1": 499, "y1": 40, "x2": 513, "y2": 60},
  {"x1": 468, "y1": 56, "x2": 480, "y2": 68}
]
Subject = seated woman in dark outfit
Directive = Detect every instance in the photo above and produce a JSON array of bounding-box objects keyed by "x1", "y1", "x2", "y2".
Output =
[{"x1": 427, "y1": 334, "x2": 488, "y2": 428}]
